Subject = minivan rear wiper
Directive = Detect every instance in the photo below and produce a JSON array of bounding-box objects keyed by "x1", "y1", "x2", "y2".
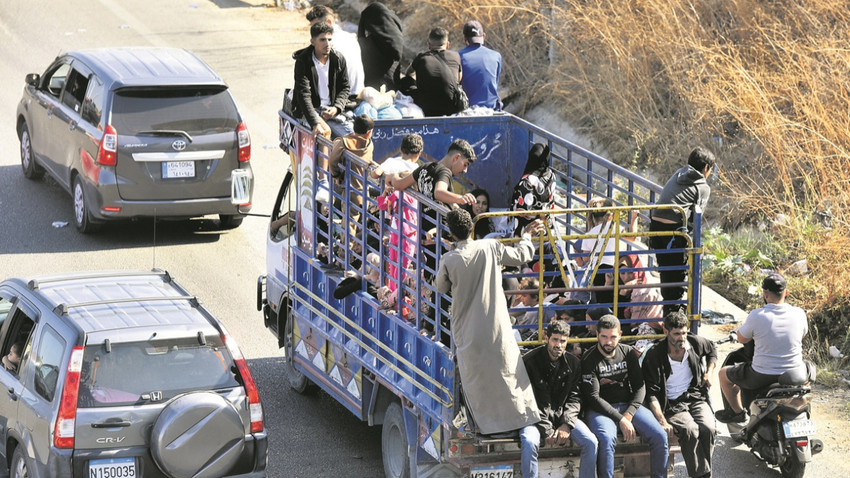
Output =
[{"x1": 136, "y1": 130, "x2": 194, "y2": 142}]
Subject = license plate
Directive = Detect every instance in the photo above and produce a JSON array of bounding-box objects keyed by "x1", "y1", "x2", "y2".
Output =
[
  {"x1": 470, "y1": 464, "x2": 514, "y2": 478},
  {"x1": 162, "y1": 160, "x2": 195, "y2": 178},
  {"x1": 783, "y1": 419, "x2": 816, "y2": 438},
  {"x1": 89, "y1": 457, "x2": 136, "y2": 478}
]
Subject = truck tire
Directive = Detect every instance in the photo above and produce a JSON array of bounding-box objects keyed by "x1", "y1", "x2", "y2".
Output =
[
  {"x1": 382, "y1": 402, "x2": 411, "y2": 478},
  {"x1": 284, "y1": 314, "x2": 313, "y2": 394}
]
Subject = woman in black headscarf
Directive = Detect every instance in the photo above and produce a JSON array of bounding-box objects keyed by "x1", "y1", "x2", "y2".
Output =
[
  {"x1": 461, "y1": 188, "x2": 494, "y2": 239},
  {"x1": 511, "y1": 143, "x2": 556, "y2": 235}
]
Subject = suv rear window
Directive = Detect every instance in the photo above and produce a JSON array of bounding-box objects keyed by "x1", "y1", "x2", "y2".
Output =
[
  {"x1": 111, "y1": 87, "x2": 239, "y2": 135},
  {"x1": 79, "y1": 336, "x2": 239, "y2": 408}
]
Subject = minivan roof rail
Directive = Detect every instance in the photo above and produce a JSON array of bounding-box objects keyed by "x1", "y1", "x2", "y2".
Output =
[
  {"x1": 53, "y1": 295, "x2": 197, "y2": 316},
  {"x1": 28, "y1": 269, "x2": 170, "y2": 290}
]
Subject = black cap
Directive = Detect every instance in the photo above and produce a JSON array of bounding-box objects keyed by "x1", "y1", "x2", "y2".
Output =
[
  {"x1": 762, "y1": 273, "x2": 786, "y2": 294},
  {"x1": 463, "y1": 20, "x2": 484, "y2": 44},
  {"x1": 587, "y1": 306, "x2": 612, "y2": 322},
  {"x1": 353, "y1": 114, "x2": 374, "y2": 134}
]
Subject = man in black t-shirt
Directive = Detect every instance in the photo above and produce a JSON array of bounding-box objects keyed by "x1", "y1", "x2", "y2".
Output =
[
  {"x1": 389, "y1": 138, "x2": 477, "y2": 282},
  {"x1": 406, "y1": 27, "x2": 464, "y2": 117},
  {"x1": 581, "y1": 315, "x2": 668, "y2": 478}
]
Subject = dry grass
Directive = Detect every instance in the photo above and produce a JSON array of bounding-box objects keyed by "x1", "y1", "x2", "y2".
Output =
[{"x1": 396, "y1": 0, "x2": 850, "y2": 331}]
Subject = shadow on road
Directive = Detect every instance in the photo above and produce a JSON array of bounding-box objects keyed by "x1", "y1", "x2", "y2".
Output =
[{"x1": 1, "y1": 165, "x2": 235, "y2": 254}]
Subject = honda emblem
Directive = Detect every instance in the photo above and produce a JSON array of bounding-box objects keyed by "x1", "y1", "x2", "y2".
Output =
[
  {"x1": 172, "y1": 140, "x2": 187, "y2": 151},
  {"x1": 150, "y1": 391, "x2": 163, "y2": 401}
]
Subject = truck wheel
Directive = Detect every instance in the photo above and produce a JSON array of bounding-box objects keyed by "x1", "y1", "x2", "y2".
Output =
[
  {"x1": 284, "y1": 315, "x2": 313, "y2": 394},
  {"x1": 779, "y1": 452, "x2": 806, "y2": 478},
  {"x1": 382, "y1": 402, "x2": 411, "y2": 478},
  {"x1": 10, "y1": 445, "x2": 28, "y2": 478},
  {"x1": 151, "y1": 392, "x2": 245, "y2": 478},
  {"x1": 20, "y1": 122, "x2": 44, "y2": 180}
]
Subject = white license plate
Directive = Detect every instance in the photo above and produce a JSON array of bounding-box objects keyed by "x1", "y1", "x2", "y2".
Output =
[
  {"x1": 783, "y1": 418, "x2": 816, "y2": 438},
  {"x1": 470, "y1": 464, "x2": 514, "y2": 478},
  {"x1": 89, "y1": 457, "x2": 136, "y2": 478},
  {"x1": 162, "y1": 160, "x2": 195, "y2": 178}
]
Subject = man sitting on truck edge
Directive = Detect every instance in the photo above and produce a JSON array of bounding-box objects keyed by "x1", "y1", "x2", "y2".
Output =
[
  {"x1": 436, "y1": 209, "x2": 543, "y2": 435},
  {"x1": 406, "y1": 27, "x2": 465, "y2": 117},
  {"x1": 648, "y1": 146, "x2": 716, "y2": 314},
  {"x1": 522, "y1": 320, "x2": 597, "y2": 478},
  {"x1": 292, "y1": 22, "x2": 352, "y2": 201},
  {"x1": 305, "y1": 5, "x2": 364, "y2": 99},
  {"x1": 642, "y1": 311, "x2": 717, "y2": 478},
  {"x1": 581, "y1": 315, "x2": 668, "y2": 478},
  {"x1": 458, "y1": 20, "x2": 503, "y2": 110},
  {"x1": 716, "y1": 272, "x2": 809, "y2": 424}
]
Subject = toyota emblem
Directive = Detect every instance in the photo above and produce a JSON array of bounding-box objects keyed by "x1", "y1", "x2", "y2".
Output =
[{"x1": 172, "y1": 140, "x2": 187, "y2": 151}]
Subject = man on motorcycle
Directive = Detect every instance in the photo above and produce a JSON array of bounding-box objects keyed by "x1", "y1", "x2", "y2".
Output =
[
  {"x1": 642, "y1": 311, "x2": 717, "y2": 478},
  {"x1": 715, "y1": 273, "x2": 809, "y2": 423}
]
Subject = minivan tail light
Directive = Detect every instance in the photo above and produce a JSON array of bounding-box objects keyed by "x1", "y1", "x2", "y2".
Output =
[
  {"x1": 54, "y1": 346, "x2": 84, "y2": 449},
  {"x1": 237, "y1": 122, "x2": 251, "y2": 163},
  {"x1": 223, "y1": 333, "x2": 263, "y2": 433},
  {"x1": 97, "y1": 125, "x2": 118, "y2": 166}
]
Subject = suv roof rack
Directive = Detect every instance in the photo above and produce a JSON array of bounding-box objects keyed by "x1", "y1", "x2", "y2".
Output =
[
  {"x1": 53, "y1": 295, "x2": 197, "y2": 316},
  {"x1": 28, "y1": 269, "x2": 170, "y2": 291}
]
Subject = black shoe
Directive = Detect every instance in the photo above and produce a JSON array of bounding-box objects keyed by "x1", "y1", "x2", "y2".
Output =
[{"x1": 715, "y1": 409, "x2": 747, "y2": 423}]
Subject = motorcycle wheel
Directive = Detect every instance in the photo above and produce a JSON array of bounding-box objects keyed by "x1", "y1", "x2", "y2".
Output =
[{"x1": 779, "y1": 452, "x2": 806, "y2": 478}]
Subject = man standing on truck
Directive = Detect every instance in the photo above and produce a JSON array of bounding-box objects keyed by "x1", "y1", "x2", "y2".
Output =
[
  {"x1": 436, "y1": 209, "x2": 543, "y2": 435},
  {"x1": 522, "y1": 320, "x2": 598, "y2": 478},
  {"x1": 389, "y1": 139, "x2": 477, "y2": 279},
  {"x1": 649, "y1": 147, "x2": 716, "y2": 314},
  {"x1": 642, "y1": 311, "x2": 717, "y2": 478},
  {"x1": 581, "y1": 315, "x2": 668, "y2": 478}
]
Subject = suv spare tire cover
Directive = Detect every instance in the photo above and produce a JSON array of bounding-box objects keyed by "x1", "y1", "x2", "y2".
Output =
[{"x1": 151, "y1": 391, "x2": 246, "y2": 478}]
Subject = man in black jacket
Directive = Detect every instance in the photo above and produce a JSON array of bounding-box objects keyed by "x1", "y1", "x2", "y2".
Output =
[
  {"x1": 642, "y1": 311, "x2": 716, "y2": 478},
  {"x1": 357, "y1": 1, "x2": 403, "y2": 90},
  {"x1": 292, "y1": 22, "x2": 352, "y2": 140},
  {"x1": 521, "y1": 321, "x2": 597, "y2": 478}
]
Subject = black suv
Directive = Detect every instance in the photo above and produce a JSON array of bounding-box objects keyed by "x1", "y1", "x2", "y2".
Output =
[
  {"x1": 16, "y1": 47, "x2": 254, "y2": 232},
  {"x1": 0, "y1": 270, "x2": 267, "y2": 477}
]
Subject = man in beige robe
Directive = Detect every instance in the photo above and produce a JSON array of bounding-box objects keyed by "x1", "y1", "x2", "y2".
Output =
[{"x1": 436, "y1": 208, "x2": 542, "y2": 434}]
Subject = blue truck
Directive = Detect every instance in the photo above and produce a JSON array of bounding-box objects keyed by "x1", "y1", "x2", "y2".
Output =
[{"x1": 257, "y1": 111, "x2": 703, "y2": 477}]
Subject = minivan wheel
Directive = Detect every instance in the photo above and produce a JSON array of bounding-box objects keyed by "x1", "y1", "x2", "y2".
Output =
[
  {"x1": 11, "y1": 445, "x2": 28, "y2": 478},
  {"x1": 73, "y1": 176, "x2": 100, "y2": 233},
  {"x1": 151, "y1": 392, "x2": 245, "y2": 478},
  {"x1": 219, "y1": 214, "x2": 244, "y2": 229},
  {"x1": 20, "y1": 122, "x2": 44, "y2": 180}
]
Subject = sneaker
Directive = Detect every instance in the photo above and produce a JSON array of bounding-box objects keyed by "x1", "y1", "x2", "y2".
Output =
[
  {"x1": 316, "y1": 178, "x2": 331, "y2": 204},
  {"x1": 715, "y1": 409, "x2": 747, "y2": 423}
]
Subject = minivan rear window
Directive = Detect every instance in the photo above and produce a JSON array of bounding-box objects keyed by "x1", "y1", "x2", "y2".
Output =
[
  {"x1": 78, "y1": 336, "x2": 239, "y2": 408},
  {"x1": 111, "y1": 87, "x2": 239, "y2": 135}
]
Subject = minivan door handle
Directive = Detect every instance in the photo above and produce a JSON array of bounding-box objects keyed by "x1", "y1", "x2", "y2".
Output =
[
  {"x1": 6, "y1": 387, "x2": 18, "y2": 401},
  {"x1": 91, "y1": 419, "x2": 132, "y2": 428}
]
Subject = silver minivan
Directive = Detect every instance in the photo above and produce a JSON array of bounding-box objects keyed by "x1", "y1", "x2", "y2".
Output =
[
  {"x1": 16, "y1": 47, "x2": 253, "y2": 232},
  {"x1": 0, "y1": 270, "x2": 267, "y2": 477}
]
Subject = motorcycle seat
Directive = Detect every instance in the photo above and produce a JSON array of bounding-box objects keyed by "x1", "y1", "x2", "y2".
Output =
[{"x1": 777, "y1": 360, "x2": 816, "y2": 386}]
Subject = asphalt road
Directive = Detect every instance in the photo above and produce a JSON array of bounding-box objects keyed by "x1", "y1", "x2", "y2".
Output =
[
  {"x1": 0, "y1": 2, "x2": 835, "y2": 477},
  {"x1": 0, "y1": 1, "x2": 382, "y2": 477}
]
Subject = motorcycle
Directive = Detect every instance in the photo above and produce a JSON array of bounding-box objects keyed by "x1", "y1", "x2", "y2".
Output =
[{"x1": 719, "y1": 333, "x2": 824, "y2": 478}]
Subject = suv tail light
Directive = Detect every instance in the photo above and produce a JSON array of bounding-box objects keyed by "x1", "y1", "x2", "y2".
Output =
[
  {"x1": 237, "y1": 122, "x2": 251, "y2": 163},
  {"x1": 55, "y1": 346, "x2": 84, "y2": 449},
  {"x1": 97, "y1": 125, "x2": 118, "y2": 166},
  {"x1": 223, "y1": 333, "x2": 263, "y2": 433}
]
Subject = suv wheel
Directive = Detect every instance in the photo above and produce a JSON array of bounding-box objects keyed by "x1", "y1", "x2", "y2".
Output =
[
  {"x1": 73, "y1": 176, "x2": 100, "y2": 233},
  {"x1": 11, "y1": 445, "x2": 28, "y2": 478},
  {"x1": 151, "y1": 392, "x2": 245, "y2": 478},
  {"x1": 20, "y1": 122, "x2": 44, "y2": 180}
]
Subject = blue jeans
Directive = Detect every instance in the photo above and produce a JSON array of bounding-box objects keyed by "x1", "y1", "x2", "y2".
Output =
[
  {"x1": 520, "y1": 421, "x2": 598, "y2": 478},
  {"x1": 297, "y1": 116, "x2": 353, "y2": 139},
  {"x1": 585, "y1": 404, "x2": 668, "y2": 478}
]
